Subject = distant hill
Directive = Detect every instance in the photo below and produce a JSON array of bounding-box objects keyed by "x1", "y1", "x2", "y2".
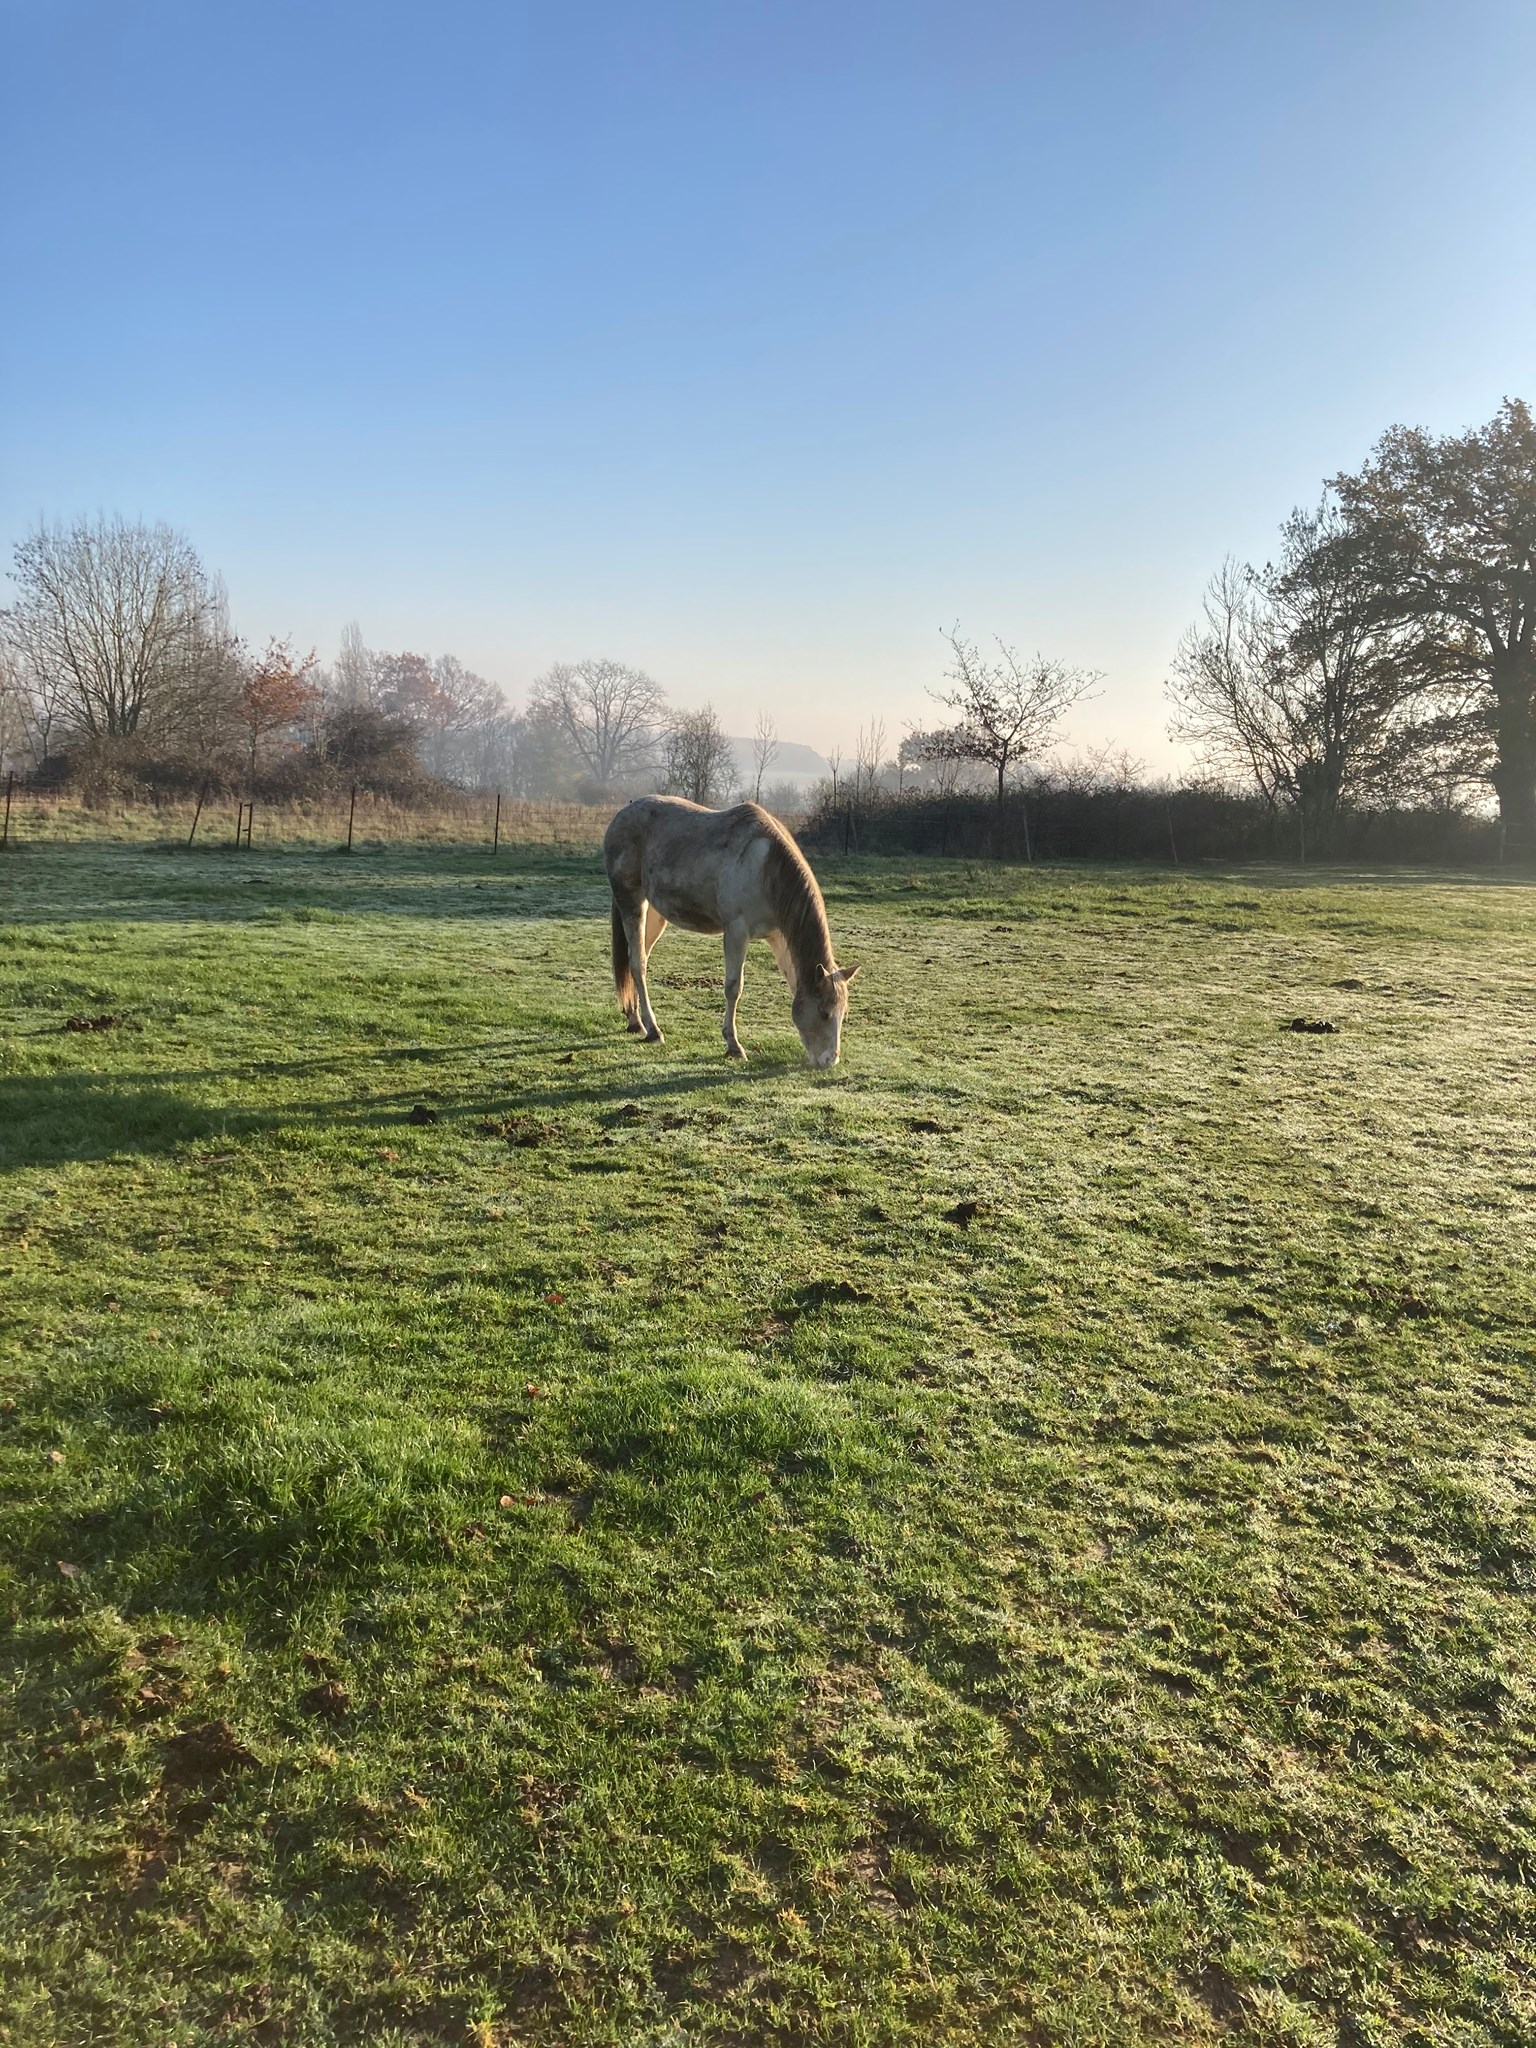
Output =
[{"x1": 727, "y1": 737, "x2": 829, "y2": 789}]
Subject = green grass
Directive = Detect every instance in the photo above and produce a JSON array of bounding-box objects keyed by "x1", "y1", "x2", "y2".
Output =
[{"x1": 2, "y1": 839, "x2": 1534, "y2": 2046}]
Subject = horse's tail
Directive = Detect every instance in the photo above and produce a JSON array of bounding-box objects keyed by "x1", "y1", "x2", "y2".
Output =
[{"x1": 611, "y1": 899, "x2": 637, "y2": 1016}]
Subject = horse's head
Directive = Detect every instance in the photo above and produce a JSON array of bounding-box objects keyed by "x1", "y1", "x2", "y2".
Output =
[{"x1": 792, "y1": 962, "x2": 860, "y2": 1068}]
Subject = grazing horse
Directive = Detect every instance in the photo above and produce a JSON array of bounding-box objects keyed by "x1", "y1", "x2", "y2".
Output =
[{"x1": 602, "y1": 796, "x2": 859, "y2": 1065}]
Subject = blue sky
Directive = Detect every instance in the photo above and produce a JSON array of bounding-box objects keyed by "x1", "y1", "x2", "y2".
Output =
[{"x1": 3, "y1": 0, "x2": 1533, "y2": 766}]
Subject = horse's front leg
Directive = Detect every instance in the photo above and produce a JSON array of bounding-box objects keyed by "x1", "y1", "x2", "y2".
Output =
[{"x1": 721, "y1": 923, "x2": 749, "y2": 1059}]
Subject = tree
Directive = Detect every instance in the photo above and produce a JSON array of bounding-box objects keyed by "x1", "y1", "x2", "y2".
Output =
[
  {"x1": 1331, "y1": 398, "x2": 1536, "y2": 835},
  {"x1": 751, "y1": 711, "x2": 779, "y2": 800},
  {"x1": 664, "y1": 704, "x2": 736, "y2": 806},
  {"x1": 526, "y1": 658, "x2": 666, "y2": 790},
  {"x1": 1, "y1": 516, "x2": 222, "y2": 744},
  {"x1": 1168, "y1": 506, "x2": 1463, "y2": 851},
  {"x1": 373, "y1": 650, "x2": 502, "y2": 782},
  {"x1": 924, "y1": 627, "x2": 1099, "y2": 810},
  {"x1": 235, "y1": 638, "x2": 319, "y2": 785},
  {"x1": 854, "y1": 717, "x2": 888, "y2": 804},
  {"x1": 332, "y1": 622, "x2": 375, "y2": 708}
]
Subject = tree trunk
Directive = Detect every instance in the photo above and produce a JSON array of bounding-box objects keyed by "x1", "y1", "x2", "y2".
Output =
[{"x1": 1491, "y1": 658, "x2": 1536, "y2": 840}]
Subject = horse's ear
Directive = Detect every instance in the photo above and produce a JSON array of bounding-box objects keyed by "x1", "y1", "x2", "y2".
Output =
[
  {"x1": 812, "y1": 962, "x2": 831, "y2": 984},
  {"x1": 837, "y1": 964, "x2": 860, "y2": 984}
]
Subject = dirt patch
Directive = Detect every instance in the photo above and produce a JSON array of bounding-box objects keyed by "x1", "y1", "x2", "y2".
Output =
[
  {"x1": 942, "y1": 1199, "x2": 984, "y2": 1227},
  {"x1": 406, "y1": 1103, "x2": 440, "y2": 1124},
  {"x1": 62, "y1": 1014, "x2": 120, "y2": 1033},
  {"x1": 299, "y1": 1680, "x2": 351, "y2": 1721},
  {"x1": 161, "y1": 1720, "x2": 259, "y2": 1785},
  {"x1": 480, "y1": 1114, "x2": 560, "y2": 1146},
  {"x1": 600, "y1": 1102, "x2": 647, "y2": 1127},
  {"x1": 1281, "y1": 1017, "x2": 1339, "y2": 1034}
]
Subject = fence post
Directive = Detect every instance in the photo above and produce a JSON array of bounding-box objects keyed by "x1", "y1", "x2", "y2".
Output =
[
  {"x1": 346, "y1": 784, "x2": 357, "y2": 852},
  {"x1": 1020, "y1": 794, "x2": 1033, "y2": 864},
  {"x1": 244, "y1": 800, "x2": 255, "y2": 849},
  {"x1": 492, "y1": 792, "x2": 501, "y2": 854},
  {"x1": 187, "y1": 784, "x2": 207, "y2": 848},
  {"x1": 1, "y1": 772, "x2": 13, "y2": 850},
  {"x1": 232, "y1": 800, "x2": 244, "y2": 849}
]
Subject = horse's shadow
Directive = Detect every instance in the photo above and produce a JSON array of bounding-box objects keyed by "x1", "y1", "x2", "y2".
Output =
[{"x1": 0, "y1": 1032, "x2": 815, "y2": 1172}]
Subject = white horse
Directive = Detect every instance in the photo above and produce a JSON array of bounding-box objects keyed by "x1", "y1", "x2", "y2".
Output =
[{"x1": 602, "y1": 796, "x2": 859, "y2": 1066}]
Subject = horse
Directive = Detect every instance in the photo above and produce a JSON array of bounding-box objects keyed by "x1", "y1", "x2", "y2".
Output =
[{"x1": 602, "y1": 796, "x2": 860, "y2": 1066}]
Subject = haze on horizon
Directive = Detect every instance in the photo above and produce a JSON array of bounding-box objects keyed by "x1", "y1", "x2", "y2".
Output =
[{"x1": 2, "y1": 0, "x2": 1533, "y2": 773}]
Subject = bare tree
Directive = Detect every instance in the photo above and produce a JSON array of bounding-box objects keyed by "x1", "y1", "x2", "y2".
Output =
[
  {"x1": 0, "y1": 642, "x2": 30, "y2": 774},
  {"x1": 664, "y1": 704, "x2": 736, "y2": 806},
  {"x1": 751, "y1": 710, "x2": 779, "y2": 800},
  {"x1": 1, "y1": 517, "x2": 223, "y2": 745},
  {"x1": 526, "y1": 658, "x2": 666, "y2": 789},
  {"x1": 855, "y1": 717, "x2": 888, "y2": 805},
  {"x1": 1168, "y1": 505, "x2": 1464, "y2": 851},
  {"x1": 826, "y1": 743, "x2": 843, "y2": 801},
  {"x1": 923, "y1": 627, "x2": 1100, "y2": 810}
]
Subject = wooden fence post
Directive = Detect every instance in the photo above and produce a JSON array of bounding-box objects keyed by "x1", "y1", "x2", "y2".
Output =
[
  {"x1": 346, "y1": 784, "x2": 357, "y2": 852},
  {"x1": 187, "y1": 784, "x2": 207, "y2": 848},
  {"x1": 1, "y1": 772, "x2": 13, "y2": 850},
  {"x1": 492, "y1": 792, "x2": 501, "y2": 853}
]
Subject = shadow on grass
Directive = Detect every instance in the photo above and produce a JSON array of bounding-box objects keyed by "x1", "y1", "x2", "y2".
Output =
[{"x1": 0, "y1": 1037, "x2": 811, "y2": 1169}]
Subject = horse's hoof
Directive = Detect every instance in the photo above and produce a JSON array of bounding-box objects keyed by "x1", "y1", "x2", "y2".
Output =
[
  {"x1": 644, "y1": 1028, "x2": 664, "y2": 1044},
  {"x1": 724, "y1": 1044, "x2": 747, "y2": 1060}
]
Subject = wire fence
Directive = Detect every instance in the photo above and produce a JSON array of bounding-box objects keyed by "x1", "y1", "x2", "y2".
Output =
[{"x1": 0, "y1": 780, "x2": 611, "y2": 854}]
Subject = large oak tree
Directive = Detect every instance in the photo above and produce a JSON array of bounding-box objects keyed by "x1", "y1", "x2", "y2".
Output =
[{"x1": 1332, "y1": 398, "x2": 1536, "y2": 836}]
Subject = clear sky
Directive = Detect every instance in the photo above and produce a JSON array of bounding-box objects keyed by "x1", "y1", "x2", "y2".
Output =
[{"x1": 3, "y1": 0, "x2": 1533, "y2": 768}]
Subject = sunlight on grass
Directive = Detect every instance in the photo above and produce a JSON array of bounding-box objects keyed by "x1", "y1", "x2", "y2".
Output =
[{"x1": 2, "y1": 840, "x2": 1534, "y2": 2044}]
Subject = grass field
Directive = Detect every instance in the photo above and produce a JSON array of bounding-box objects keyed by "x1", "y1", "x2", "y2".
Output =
[{"x1": 2, "y1": 837, "x2": 1534, "y2": 2047}]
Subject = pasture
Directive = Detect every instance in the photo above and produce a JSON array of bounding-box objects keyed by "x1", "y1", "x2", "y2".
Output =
[{"x1": 1, "y1": 838, "x2": 1533, "y2": 2046}]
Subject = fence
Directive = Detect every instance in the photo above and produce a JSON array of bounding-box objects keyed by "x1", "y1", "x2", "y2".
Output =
[{"x1": 0, "y1": 781, "x2": 611, "y2": 853}]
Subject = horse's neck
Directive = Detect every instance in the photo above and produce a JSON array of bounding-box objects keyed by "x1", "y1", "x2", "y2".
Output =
[{"x1": 781, "y1": 899, "x2": 835, "y2": 989}]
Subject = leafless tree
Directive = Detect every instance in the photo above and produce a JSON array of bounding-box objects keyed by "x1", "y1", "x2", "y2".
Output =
[
  {"x1": 1168, "y1": 504, "x2": 1467, "y2": 851},
  {"x1": 854, "y1": 717, "x2": 888, "y2": 804},
  {"x1": 1, "y1": 517, "x2": 226, "y2": 746},
  {"x1": 922, "y1": 626, "x2": 1100, "y2": 809},
  {"x1": 664, "y1": 704, "x2": 737, "y2": 806},
  {"x1": 526, "y1": 657, "x2": 666, "y2": 789},
  {"x1": 826, "y1": 743, "x2": 843, "y2": 801},
  {"x1": 751, "y1": 710, "x2": 779, "y2": 800}
]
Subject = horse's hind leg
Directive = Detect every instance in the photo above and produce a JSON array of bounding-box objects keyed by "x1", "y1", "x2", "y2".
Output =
[
  {"x1": 627, "y1": 903, "x2": 664, "y2": 1043},
  {"x1": 721, "y1": 922, "x2": 748, "y2": 1059},
  {"x1": 612, "y1": 890, "x2": 664, "y2": 1041}
]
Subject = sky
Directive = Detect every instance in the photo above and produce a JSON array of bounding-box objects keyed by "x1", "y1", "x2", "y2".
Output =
[{"x1": 2, "y1": 0, "x2": 1533, "y2": 770}]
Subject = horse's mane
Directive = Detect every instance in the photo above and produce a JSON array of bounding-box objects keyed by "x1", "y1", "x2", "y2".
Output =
[{"x1": 758, "y1": 809, "x2": 835, "y2": 985}]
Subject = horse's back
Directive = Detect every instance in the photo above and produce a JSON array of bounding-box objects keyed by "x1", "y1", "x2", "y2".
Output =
[{"x1": 604, "y1": 796, "x2": 778, "y2": 921}]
